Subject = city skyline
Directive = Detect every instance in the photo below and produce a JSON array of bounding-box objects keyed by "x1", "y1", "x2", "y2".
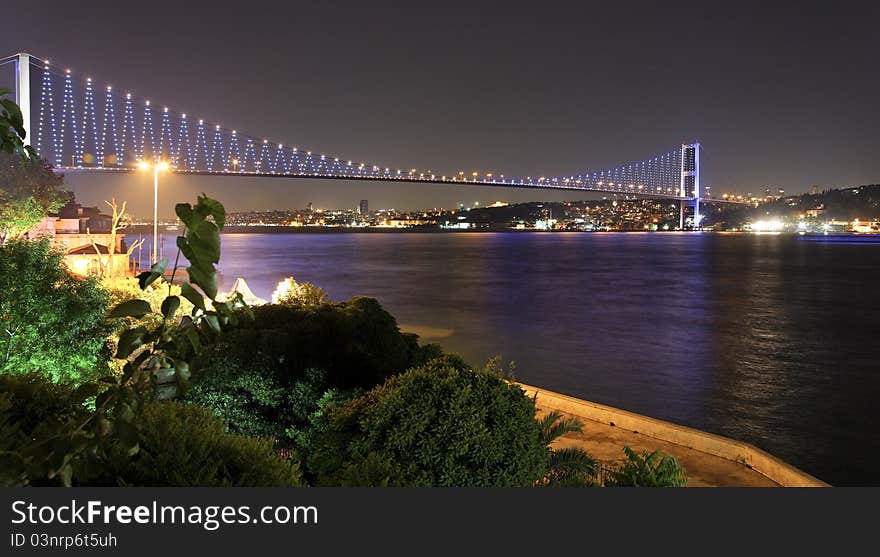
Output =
[{"x1": 2, "y1": 1, "x2": 879, "y2": 217}]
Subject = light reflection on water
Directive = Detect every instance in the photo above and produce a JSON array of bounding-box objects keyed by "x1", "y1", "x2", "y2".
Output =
[{"x1": 151, "y1": 231, "x2": 879, "y2": 485}]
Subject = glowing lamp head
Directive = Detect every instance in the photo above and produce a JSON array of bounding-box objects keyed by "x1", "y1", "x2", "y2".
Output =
[{"x1": 137, "y1": 161, "x2": 151, "y2": 171}]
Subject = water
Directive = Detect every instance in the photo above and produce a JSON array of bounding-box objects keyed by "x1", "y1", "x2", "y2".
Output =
[{"x1": 159, "y1": 231, "x2": 880, "y2": 485}]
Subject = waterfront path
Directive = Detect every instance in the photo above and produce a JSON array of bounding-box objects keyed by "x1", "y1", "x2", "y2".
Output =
[
  {"x1": 541, "y1": 408, "x2": 779, "y2": 487},
  {"x1": 519, "y1": 382, "x2": 828, "y2": 487}
]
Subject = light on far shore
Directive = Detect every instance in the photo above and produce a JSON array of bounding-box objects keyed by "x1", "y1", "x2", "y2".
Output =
[{"x1": 137, "y1": 160, "x2": 169, "y2": 171}]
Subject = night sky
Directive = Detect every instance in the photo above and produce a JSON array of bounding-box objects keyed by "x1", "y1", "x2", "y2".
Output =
[{"x1": 2, "y1": 1, "x2": 878, "y2": 217}]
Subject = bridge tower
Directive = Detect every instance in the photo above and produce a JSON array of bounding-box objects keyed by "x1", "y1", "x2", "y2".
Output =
[
  {"x1": 13, "y1": 53, "x2": 32, "y2": 146},
  {"x1": 679, "y1": 142, "x2": 701, "y2": 229}
]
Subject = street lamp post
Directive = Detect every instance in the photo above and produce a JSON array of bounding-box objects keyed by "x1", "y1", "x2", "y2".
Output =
[{"x1": 138, "y1": 160, "x2": 169, "y2": 265}]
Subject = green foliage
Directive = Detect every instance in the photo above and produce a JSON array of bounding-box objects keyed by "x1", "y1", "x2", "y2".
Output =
[
  {"x1": 272, "y1": 276, "x2": 330, "y2": 308},
  {"x1": 0, "y1": 152, "x2": 67, "y2": 242},
  {"x1": 198, "y1": 296, "x2": 433, "y2": 391},
  {"x1": 0, "y1": 373, "x2": 104, "y2": 486},
  {"x1": 302, "y1": 359, "x2": 549, "y2": 487},
  {"x1": 0, "y1": 239, "x2": 111, "y2": 382},
  {"x1": 2, "y1": 194, "x2": 245, "y2": 486},
  {"x1": 189, "y1": 297, "x2": 449, "y2": 448},
  {"x1": 0, "y1": 88, "x2": 37, "y2": 161},
  {"x1": 0, "y1": 374, "x2": 301, "y2": 487},
  {"x1": 102, "y1": 401, "x2": 302, "y2": 487},
  {"x1": 184, "y1": 356, "x2": 288, "y2": 440},
  {"x1": 112, "y1": 194, "x2": 243, "y2": 400},
  {"x1": 605, "y1": 446, "x2": 688, "y2": 487},
  {"x1": 102, "y1": 277, "x2": 195, "y2": 376},
  {"x1": 538, "y1": 410, "x2": 598, "y2": 487}
]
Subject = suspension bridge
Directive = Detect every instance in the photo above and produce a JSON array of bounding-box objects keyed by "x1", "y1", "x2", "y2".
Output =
[{"x1": 3, "y1": 52, "x2": 730, "y2": 227}]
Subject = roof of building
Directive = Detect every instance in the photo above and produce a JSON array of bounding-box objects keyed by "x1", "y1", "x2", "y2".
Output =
[{"x1": 68, "y1": 244, "x2": 111, "y2": 255}]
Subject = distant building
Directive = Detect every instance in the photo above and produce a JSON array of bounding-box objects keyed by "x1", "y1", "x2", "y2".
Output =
[
  {"x1": 359, "y1": 199, "x2": 369, "y2": 215},
  {"x1": 307, "y1": 202, "x2": 313, "y2": 213},
  {"x1": 27, "y1": 194, "x2": 132, "y2": 278},
  {"x1": 809, "y1": 185, "x2": 820, "y2": 195}
]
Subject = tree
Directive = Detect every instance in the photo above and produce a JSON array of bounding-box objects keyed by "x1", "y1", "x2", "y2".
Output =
[
  {"x1": 302, "y1": 359, "x2": 549, "y2": 487},
  {"x1": 0, "y1": 152, "x2": 67, "y2": 243},
  {"x1": 0, "y1": 88, "x2": 36, "y2": 160},
  {"x1": 538, "y1": 410, "x2": 599, "y2": 487},
  {"x1": 0, "y1": 239, "x2": 111, "y2": 382},
  {"x1": 271, "y1": 276, "x2": 330, "y2": 308},
  {"x1": 0, "y1": 90, "x2": 64, "y2": 242},
  {"x1": 605, "y1": 446, "x2": 688, "y2": 487},
  {"x1": 86, "y1": 198, "x2": 143, "y2": 277}
]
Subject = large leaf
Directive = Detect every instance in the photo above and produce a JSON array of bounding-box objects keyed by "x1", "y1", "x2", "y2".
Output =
[
  {"x1": 115, "y1": 326, "x2": 148, "y2": 359},
  {"x1": 187, "y1": 264, "x2": 218, "y2": 300},
  {"x1": 197, "y1": 195, "x2": 226, "y2": 229},
  {"x1": 137, "y1": 258, "x2": 168, "y2": 289},
  {"x1": 108, "y1": 299, "x2": 153, "y2": 319},
  {"x1": 175, "y1": 203, "x2": 201, "y2": 230},
  {"x1": 176, "y1": 236, "x2": 196, "y2": 265},
  {"x1": 202, "y1": 314, "x2": 221, "y2": 334},
  {"x1": 188, "y1": 220, "x2": 221, "y2": 264},
  {"x1": 179, "y1": 283, "x2": 205, "y2": 312},
  {"x1": 160, "y1": 296, "x2": 180, "y2": 320}
]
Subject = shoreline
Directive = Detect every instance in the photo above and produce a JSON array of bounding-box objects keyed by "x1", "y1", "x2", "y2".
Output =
[
  {"x1": 126, "y1": 225, "x2": 878, "y2": 237},
  {"x1": 518, "y1": 382, "x2": 829, "y2": 487}
]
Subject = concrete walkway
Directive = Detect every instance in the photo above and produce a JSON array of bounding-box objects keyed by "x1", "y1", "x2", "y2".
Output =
[{"x1": 539, "y1": 407, "x2": 779, "y2": 487}]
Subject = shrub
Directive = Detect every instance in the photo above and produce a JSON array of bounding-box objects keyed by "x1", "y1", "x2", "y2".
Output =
[
  {"x1": 0, "y1": 373, "x2": 91, "y2": 486},
  {"x1": 103, "y1": 276, "x2": 195, "y2": 327},
  {"x1": 0, "y1": 374, "x2": 302, "y2": 487},
  {"x1": 196, "y1": 296, "x2": 430, "y2": 390},
  {"x1": 303, "y1": 359, "x2": 549, "y2": 487},
  {"x1": 102, "y1": 277, "x2": 195, "y2": 376},
  {"x1": 185, "y1": 358, "x2": 327, "y2": 442},
  {"x1": 0, "y1": 239, "x2": 111, "y2": 382},
  {"x1": 605, "y1": 446, "x2": 688, "y2": 487},
  {"x1": 272, "y1": 276, "x2": 330, "y2": 308},
  {"x1": 189, "y1": 296, "x2": 446, "y2": 446},
  {"x1": 105, "y1": 401, "x2": 302, "y2": 487},
  {"x1": 538, "y1": 411, "x2": 598, "y2": 487}
]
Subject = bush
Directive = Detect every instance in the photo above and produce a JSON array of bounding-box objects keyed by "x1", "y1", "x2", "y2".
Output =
[
  {"x1": 101, "y1": 277, "x2": 196, "y2": 376},
  {"x1": 605, "y1": 446, "x2": 688, "y2": 487},
  {"x1": 185, "y1": 359, "x2": 326, "y2": 442},
  {"x1": 0, "y1": 239, "x2": 111, "y2": 382},
  {"x1": 105, "y1": 401, "x2": 302, "y2": 487},
  {"x1": 188, "y1": 296, "x2": 446, "y2": 446},
  {"x1": 196, "y1": 296, "x2": 431, "y2": 390},
  {"x1": 0, "y1": 374, "x2": 301, "y2": 487},
  {"x1": 0, "y1": 374, "x2": 88, "y2": 486},
  {"x1": 302, "y1": 359, "x2": 549, "y2": 487},
  {"x1": 271, "y1": 276, "x2": 330, "y2": 308}
]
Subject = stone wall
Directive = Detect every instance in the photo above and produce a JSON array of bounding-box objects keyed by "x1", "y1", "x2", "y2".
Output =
[{"x1": 516, "y1": 382, "x2": 829, "y2": 487}]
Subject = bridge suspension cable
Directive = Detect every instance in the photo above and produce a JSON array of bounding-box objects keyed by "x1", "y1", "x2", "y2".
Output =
[{"x1": 11, "y1": 53, "x2": 700, "y2": 200}]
